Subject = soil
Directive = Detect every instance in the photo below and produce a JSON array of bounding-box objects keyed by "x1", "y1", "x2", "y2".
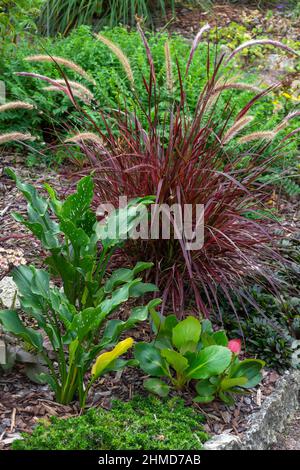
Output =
[{"x1": 154, "y1": 2, "x2": 300, "y2": 41}]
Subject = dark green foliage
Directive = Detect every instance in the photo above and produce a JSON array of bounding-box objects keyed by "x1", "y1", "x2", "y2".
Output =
[
  {"x1": 218, "y1": 286, "x2": 300, "y2": 371},
  {"x1": 12, "y1": 395, "x2": 209, "y2": 450}
]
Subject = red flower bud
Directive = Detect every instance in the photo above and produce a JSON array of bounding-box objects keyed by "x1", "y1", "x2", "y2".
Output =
[{"x1": 228, "y1": 339, "x2": 241, "y2": 354}]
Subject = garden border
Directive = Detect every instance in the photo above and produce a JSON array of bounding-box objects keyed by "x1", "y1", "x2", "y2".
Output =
[{"x1": 203, "y1": 369, "x2": 300, "y2": 450}]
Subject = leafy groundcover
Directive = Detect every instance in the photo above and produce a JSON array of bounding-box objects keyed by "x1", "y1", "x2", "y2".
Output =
[{"x1": 12, "y1": 396, "x2": 209, "y2": 450}]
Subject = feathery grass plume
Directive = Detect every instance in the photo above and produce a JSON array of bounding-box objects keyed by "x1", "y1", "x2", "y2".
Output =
[
  {"x1": 222, "y1": 116, "x2": 254, "y2": 144},
  {"x1": 164, "y1": 40, "x2": 173, "y2": 93},
  {"x1": 212, "y1": 83, "x2": 262, "y2": 95},
  {"x1": 185, "y1": 23, "x2": 210, "y2": 76},
  {"x1": 65, "y1": 132, "x2": 104, "y2": 146},
  {"x1": 239, "y1": 131, "x2": 276, "y2": 144},
  {"x1": 0, "y1": 132, "x2": 34, "y2": 145},
  {"x1": 50, "y1": 80, "x2": 94, "y2": 100},
  {"x1": 16, "y1": 72, "x2": 79, "y2": 107},
  {"x1": 25, "y1": 55, "x2": 96, "y2": 85},
  {"x1": 0, "y1": 101, "x2": 34, "y2": 113},
  {"x1": 282, "y1": 127, "x2": 300, "y2": 141},
  {"x1": 43, "y1": 86, "x2": 92, "y2": 104},
  {"x1": 206, "y1": 82, "x2": 263, "y2": 111},
  {"x1": 225, "y1": 39, "x2": 300, "y2": 66},
  {"x1": 275, "y1": 110, "x2": 300, "y2": 132},
  {"x1": 95, "y1": 34, "x2": 134, "y2": 85}
]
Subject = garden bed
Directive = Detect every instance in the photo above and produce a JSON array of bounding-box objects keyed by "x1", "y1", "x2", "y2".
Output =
[{"x1": 0, "y1": 340, "x2": 288, "y2": 450}]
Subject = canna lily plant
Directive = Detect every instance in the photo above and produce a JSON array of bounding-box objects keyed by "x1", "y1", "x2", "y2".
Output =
[
  {"x1": 135, "y1": 314, "x2": 264, "y2": 404},
  {"x1": 0, "y1": 171, "x2": 161, "y2": 407}
]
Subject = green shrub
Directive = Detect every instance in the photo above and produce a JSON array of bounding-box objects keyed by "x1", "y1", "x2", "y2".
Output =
[
  {"x1": 135, "y1": 314, "x2": 264, "y2": 404},
  {"x1": 12, "y1": 395, "x2": 209, "y2": 450},
  {"x1": 218, "y1": 286, "x2": 300, "y2": 372},
  {"x1": 0, "y1": 0, "x2": 43, "y2": 51}
]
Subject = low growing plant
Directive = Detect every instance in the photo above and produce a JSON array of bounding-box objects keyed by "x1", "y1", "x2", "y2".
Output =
[
  {"x1": 135, "y1": 314, "x2": 264, "y2": 404},
  {"x1": 12, "y1": 395, "x2": 209, "y2": 450},
  {"x1": 0, "y1": 171, "x2": 160, "y2": 406}
]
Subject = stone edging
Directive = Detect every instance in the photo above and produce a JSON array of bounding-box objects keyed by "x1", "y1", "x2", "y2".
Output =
[{"x1": 203, "y1": 369, "x2": 300, "y2": 450}]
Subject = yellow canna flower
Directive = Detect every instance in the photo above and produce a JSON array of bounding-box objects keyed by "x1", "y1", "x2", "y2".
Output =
[{"x1": 91, "y1": 337, "x2": 134, "y2": 380}]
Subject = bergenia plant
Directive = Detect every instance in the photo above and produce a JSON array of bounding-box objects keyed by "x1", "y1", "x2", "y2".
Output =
[{"x1": 135, "y1": 314, "x2": 264, "y2": 404}]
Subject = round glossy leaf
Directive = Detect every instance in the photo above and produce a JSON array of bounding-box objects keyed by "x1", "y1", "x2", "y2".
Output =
[
  {"x1": 144, "y1": 378, "x2": 170, "y2": 397},
  {"x1": 187, "y1": 345, "x2": 232, "y2": 380},
  {"x1": 134, "y1": 343, "x2": 167, "y2": 377},
  {"x1": 172, "y1": 316, "x2": 201, "y2": 353}
]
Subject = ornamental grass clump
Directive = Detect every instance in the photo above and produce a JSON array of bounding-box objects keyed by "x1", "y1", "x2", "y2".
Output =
[{"x1": 16, "y1": 23, "x2": 299, "y2": 316}]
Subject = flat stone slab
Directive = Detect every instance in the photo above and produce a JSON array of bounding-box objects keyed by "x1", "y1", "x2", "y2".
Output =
[
  {"x1": 0, "y1": 276, "x2": 20, "y2": 309},
  {"x1": 204, "y1": 369, "x2": 300, "y2": 450}
]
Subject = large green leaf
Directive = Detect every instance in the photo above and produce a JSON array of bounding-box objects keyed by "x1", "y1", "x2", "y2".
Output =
[
  {"x1": 212, "y1": 330, "x2": 228, "y2": 347},
  {"x1": 60, "y1": 175, "x2": 94, "y2": 222},
  {"x1": 144, "y1": 378, "x2": 170, "y2": 397},
  {"x1": 195, "y1": 379, "x2": 217, "y2": 397},
  {"x1": 6, "y1": 168, "x2": 48, "y2": 215},
  {"x1": 172, "y1": 316, "x2": 201, "y2": 353},
  {"x1": 104, "y1": 262, "x2": 154, "y2": 293},
  {"x1": 69, "y1": 305, "x2": 106, "y2": 341},
  {"x1": 220, "y1": 376, "x2": 248, "y2": 391},
  {"x1": 104, "y1": 268, "x2": 134, "y2": 293},
  {"x1": 161, "y1": 349, "x2": 189, "y2": 374},
  {"x1": 231, "y1": 359, "x2": 265, "y2": 388},
  {"x1": 12, "y1": 266, "x2": 46, "y2": 323},
  {"x1": 129, "y1": 281, "x2": 158, "y2": 298},
  {"x1": 96, "y1": 196, "x2": 155, "y2": 249},
  {"x1": 0, "y1": 310, "x2": 43, "y2": 351},
  {"x1": 134, "y1": 343, "x2": 169, "y2": 377},
  {"x1": 186, "y1": 345, "x2": 232, "y2": 380},
  {"x1": 7, "y1": 169, "x2": 60, "y2": 250},
  {"x1": 59, "y1": 220, "x2": 89, "y2": 250}
]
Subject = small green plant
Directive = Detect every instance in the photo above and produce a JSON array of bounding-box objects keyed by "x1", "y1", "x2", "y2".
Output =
[
  {"x1": 219, "y1": 285, "x2": 300, "y2": 372},
  {"x1": 135, "y1": 315, "x2": 264, "y2": 404},
  {"x1": 0, "y1": 171, "x2": 160, "y2": 406},
  {"x1": 12, "y1": 395, "x2": 209, "y2": 450}
]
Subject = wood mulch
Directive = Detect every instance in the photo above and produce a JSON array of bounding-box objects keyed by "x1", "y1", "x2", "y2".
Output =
[
  {"x1": 0, "y1": 154, "x2": 74, "y2": 279},
  {"x1": 0, "y1": 358, "x2": 280, "y2": 449}
]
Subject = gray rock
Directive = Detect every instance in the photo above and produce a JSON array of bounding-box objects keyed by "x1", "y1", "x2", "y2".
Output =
[{"x1": 204, "y1": 369, "x2": 300, "y2": 450}]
